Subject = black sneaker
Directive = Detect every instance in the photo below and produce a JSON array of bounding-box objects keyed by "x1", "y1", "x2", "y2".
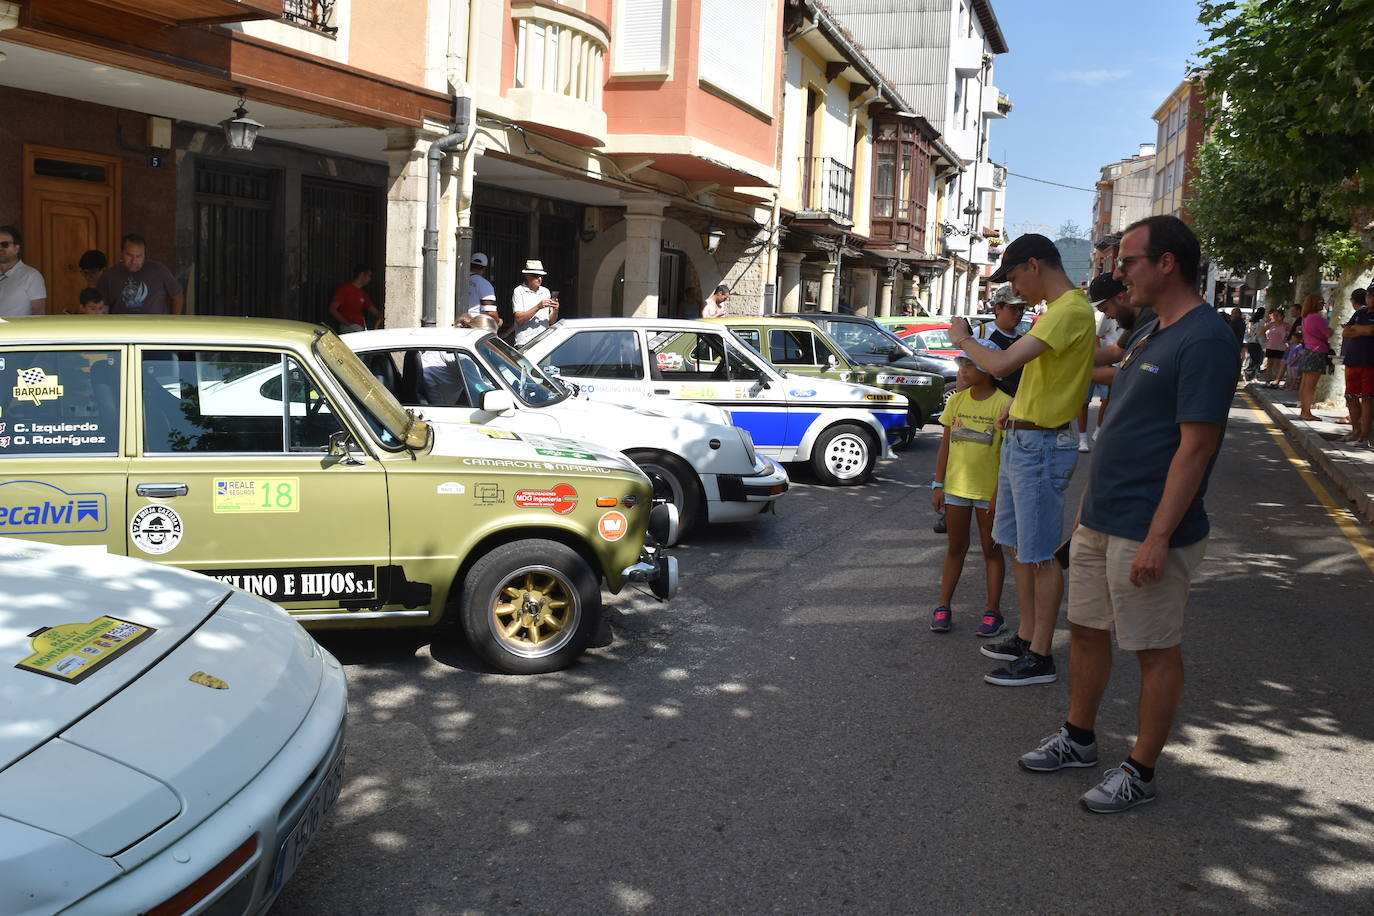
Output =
[
  {"x1": 979, "y1": 633, "x2": 1028, "y2": 662},
  {"x1": 984, "y1": 652, "x2": 1057, "y2": 686}
]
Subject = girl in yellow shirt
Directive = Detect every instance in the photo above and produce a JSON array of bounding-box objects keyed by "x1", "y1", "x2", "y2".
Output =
[{"x1": 930, "y1": 341, "x2": 1013, "y2": 635}]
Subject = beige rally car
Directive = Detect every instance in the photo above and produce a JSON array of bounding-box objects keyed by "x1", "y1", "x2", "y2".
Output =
[{"x1": 0, "y1": 316, "x2": 677, "y2": 674}]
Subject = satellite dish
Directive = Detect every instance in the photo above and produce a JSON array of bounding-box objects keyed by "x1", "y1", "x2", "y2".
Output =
[{"x1": 1245, "y1": 268, "x2": 1271, "y2": 290}]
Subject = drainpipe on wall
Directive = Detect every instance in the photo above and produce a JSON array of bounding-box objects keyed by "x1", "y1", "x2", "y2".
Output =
[
  {"x1": 423, "y1": 96, "x2": 472, "y2": 327},
  {"x1": 452, "y1": 0, "x2": 483, "y2": 282}
]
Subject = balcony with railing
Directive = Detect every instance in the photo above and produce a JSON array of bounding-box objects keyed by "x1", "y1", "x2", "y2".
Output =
[
  {"x1": 509, "y1": 0, "x2": 610, "y2": 147},
  {"x1": 283, "y1": 0, "x2": 336, "y2": 33},
  {"x1": 798, "y1": 157, "x2": 854, "y2": 223}
]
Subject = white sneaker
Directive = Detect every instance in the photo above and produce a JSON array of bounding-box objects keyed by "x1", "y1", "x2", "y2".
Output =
[
  {"x1": 1078, "y1": 437, "x2": 1090, "y2": 453},
  {"x1": 1092, "y1": 426, "x2": 1101, "y2": 442}
]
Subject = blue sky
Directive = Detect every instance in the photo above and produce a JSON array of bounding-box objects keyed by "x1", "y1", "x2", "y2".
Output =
[{"x1": 991, "y1": 0, "x2": 1207, "y2": 240}]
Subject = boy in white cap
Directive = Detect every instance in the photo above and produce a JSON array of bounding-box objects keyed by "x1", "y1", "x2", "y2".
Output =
[
  {"x1": 466, "y1": 252, "x2": 499, "y2": 324},
  {"x1": 512, "y1": 259, "x2": 559, "y2": 345}
]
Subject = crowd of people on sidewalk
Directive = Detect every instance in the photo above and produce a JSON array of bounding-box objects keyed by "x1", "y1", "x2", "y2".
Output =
[{"x1": 928, "y1": 215, "x2": 1242, "y2": 814}]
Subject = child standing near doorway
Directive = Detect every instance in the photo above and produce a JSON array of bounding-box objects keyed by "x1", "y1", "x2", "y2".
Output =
[{"x1": 930, "y1": 338, "x2": 1013, "y2": 636}]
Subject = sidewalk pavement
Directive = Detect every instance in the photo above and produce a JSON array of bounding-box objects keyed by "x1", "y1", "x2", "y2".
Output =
[{"x1": 1246, "y1": 381, "x2": 1374, "y2": 525}]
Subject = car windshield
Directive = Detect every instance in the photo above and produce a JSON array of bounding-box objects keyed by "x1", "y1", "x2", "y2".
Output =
[
  {"x1": 314, "y1": 332, "x2": 414, "y2": 448},
  {"x1": 822, "y1": 320, "x2": 916, "y2": 359},
  {"x1": 477, "y1": 335, "x2": 569, "y2": 407},
  {"x1": 917, "y1": 327, "x2": 956, "y2": 350}
]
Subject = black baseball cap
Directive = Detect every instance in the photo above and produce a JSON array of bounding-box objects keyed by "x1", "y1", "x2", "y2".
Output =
[
  {"x1": 988, "y1": 233, "x2": 1061, "y2": 283},
  {"x1": 1088, "y1": 273, "x2": 1127, "y2": 306}
]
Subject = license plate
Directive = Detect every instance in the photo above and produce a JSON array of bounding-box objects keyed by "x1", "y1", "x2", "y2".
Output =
[{"x1": 272, "y1": 747, "x2": 345, "y2": 893}]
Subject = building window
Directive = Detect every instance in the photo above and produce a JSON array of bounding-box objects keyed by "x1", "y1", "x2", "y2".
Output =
[
  {"x1": 699, "y1": 0, "x2": 768, "y2": 110},
  {"x1": 613, "y1": 0, "x2": 671, "y2": 75}
]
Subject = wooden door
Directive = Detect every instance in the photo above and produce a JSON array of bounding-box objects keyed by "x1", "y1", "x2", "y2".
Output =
[{"x1": 23, "y1": 146, "x2": 121, "y2": 315}]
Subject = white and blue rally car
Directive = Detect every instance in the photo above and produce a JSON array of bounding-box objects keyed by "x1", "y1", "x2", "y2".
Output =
[{"x1": 521, "y1": 318, "x2": 907, "y2": 485}]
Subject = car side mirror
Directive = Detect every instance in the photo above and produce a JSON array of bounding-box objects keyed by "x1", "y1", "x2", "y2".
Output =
[
  {"x1": 544, "y1": 365, "x2": 562, "y2": 378},
  {"x1": 327, "y1": 430, "x2": 364, "y2": 466},
  {"x1": 826, "y1": 355, "x2": 840, "y2": 371},
  {"x1": 481, "y1": 389, "x2": 516, "y2": 413}
]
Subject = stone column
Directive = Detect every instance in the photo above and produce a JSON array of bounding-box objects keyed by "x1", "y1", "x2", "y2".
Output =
[
  {"x1": 382, "y1": 127, "x2": 430, "y2": 329},
  {"x1": 620, "y1": 193, "x2": 668, "y2": 318},
  {"x1": 818, "y1": 255, "x2": 838, "y2": 313},
  {"x1": 852, "y1": 267, "x2": 876, "y2": 316},
  {"x1": 878, "y1": 269, "x2": 895, "y2": 317},
  {"x1": 779, "y1": 252, "x2": 804, "y2": 313}
]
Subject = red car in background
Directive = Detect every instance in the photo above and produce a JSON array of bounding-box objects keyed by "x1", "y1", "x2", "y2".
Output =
[{"x1": 889, "y1": 321, "x2": 961, "y2": 357}]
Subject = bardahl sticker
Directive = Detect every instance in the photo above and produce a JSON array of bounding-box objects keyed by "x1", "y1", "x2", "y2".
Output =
[
  {"x1": 16, "y1": 616, "x2": 154, "y2": 684},
  {"x1": 213, "y1": 477, "x2": 300, "y2": 514},
  {"x1": 513, "y1": 483, "x2": 578, "y2": 514},
  {"x1": 130, "y1": 504, "x2": 183, "y2": 555},
  {"x1": 598, "y1": 510, "x2": 629, "y2": 542},
  {"x1": 12, "y1": 367, "x2": 64, "y2": 406}
]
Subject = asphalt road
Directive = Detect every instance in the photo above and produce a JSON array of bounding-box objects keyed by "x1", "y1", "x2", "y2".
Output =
[{"x1": 277, "y1": 394, "x2": 1374, "y2": 914}]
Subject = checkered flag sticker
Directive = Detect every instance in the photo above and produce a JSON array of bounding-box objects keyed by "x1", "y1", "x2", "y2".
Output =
[{"x1": 19, "y1": 367, "x2": 47, "y2": 386}]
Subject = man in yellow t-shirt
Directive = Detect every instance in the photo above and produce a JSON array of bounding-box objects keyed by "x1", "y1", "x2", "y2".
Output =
[{"x1": 947, "y1": 234, "x2": 1096, "y2": 687}]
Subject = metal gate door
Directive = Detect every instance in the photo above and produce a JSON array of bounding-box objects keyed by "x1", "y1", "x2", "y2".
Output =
[
  {"x1": 194, "y1": 162, "x2": 275, "y2": 317},
  {"x1": 473, "y1": 207, "x2": 526, "y2": 329},
  {"x1": 301, "y1": 178, "x2": 384, "y2": 325}
]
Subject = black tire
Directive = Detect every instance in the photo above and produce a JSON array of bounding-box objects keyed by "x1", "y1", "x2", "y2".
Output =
[
  {"x1": 810, "y1": 423, "x2": 877, "y2": 485},
  {"x1": 627, "y1": 451, "x2": 702, "y2": 541},
  {"x1": 460, "y1": 539, "x2": 601, "y2": 674},
  {"x1": 895, "y1": 406, "x2": 925, "y2": 450},
  {"x1": 940, "y1": 382, "x2": 957, "y2": 412}
]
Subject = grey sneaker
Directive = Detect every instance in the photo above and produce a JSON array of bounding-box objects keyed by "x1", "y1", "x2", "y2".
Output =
[
  {"x1": 1080, "y1": 763, "x2": 1157, "y2": 813},
  {"x1": 984, "y1": 651, "x2": 1057, "y2": 686},
  {"x1": 1018, "y1": 727, "x2": 1099, "y2": 772},
  {"x1": 980, "y1": 633, "x2": 1028, "y2": 662}
]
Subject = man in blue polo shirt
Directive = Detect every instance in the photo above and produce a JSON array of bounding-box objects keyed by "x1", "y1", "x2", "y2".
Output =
[{"x1": 1015, "y1": 215, "x2": 1240, "y2": 813}]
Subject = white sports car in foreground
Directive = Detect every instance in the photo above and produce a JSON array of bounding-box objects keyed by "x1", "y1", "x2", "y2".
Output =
[{"x1": 0, "y1": 539, "x2": 347, "y2": 915}]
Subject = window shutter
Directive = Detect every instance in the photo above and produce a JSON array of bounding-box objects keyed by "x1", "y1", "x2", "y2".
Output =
[
  {"x1": 615, "y1": 0, "x2": 669, "y2": 73},
  {"x1": 698, "y1": 0, "x2": 766, "y2": 108}
]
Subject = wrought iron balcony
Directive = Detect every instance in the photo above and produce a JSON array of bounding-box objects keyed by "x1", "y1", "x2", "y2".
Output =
[
  {"x1": 800, "y1": 157, "x2": 854, "y2": 222},
  {"x1": 283, "y1": 0, "x2": 336, "y2": 33}
]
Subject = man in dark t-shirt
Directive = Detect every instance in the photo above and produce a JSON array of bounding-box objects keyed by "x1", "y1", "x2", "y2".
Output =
[
  {"x1": 1340, "y1": 288, "x2": 1374, "y2": 445},
  {"x1": 1016, "y1": 216, "x2": 1240, "y2": 814},
  {"x1": 97, "y1": 234, "x2": 183, "y2": 315}
]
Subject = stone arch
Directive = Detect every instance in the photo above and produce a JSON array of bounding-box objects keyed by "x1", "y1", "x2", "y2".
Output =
[{"x1": 584, "y1": 215, "x2": 723, "y2": 317}]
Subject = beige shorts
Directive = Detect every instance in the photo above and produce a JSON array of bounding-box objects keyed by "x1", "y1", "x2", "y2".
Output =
[{"x1": 1066, "y1": 526, "x2": 1208, "y2": 650}]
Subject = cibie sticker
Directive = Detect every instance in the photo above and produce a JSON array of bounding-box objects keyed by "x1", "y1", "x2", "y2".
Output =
[
  {"x1": 130, "y1": 505, "x2": 183, "y2": 555},
  {"x1": 16, "y1": 616, "x2": 154, "y2": 684},
  {"x1": 513, "y1": 483, "x2": 578, "y2": 514},
  {"x1": 13, "y1": 367, "x2": 64, "y2": 405},
  {"x1": 598, "y1": 510, "x2": 629, "y2": 542}
]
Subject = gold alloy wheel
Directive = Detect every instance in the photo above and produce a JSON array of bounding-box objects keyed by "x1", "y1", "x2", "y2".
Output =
[{"x1": 490, "y1": 566, "x2": 581, "y2": 659}]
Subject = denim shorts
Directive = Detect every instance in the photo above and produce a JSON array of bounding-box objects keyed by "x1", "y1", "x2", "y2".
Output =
[
  {"x1": 945, "y1": 493, "x2": 991, "y2": 510},
  {"x1": 992, "y1": 426, "x2": 1079, "y2": 563}
]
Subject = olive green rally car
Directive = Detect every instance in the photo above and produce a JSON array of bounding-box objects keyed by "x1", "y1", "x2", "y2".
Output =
[
  {"x1": 0, "y1": 316, "x2": 677, "y2": 674},
  {"x1": 705, "y1": 316, "x2": 944, "y2": 443}
]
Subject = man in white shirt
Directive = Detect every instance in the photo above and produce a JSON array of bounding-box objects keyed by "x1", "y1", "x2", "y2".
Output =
[
  {"x1": 0, "y1": 226, "x2": 48, "y2": 317},
  {"x1": 512, "y1": 259, "x2": 558, "y2": 346},
  {"x1": 701, "y1": 284, "x2": 730, "y2": 318},
  {"x1": 466, "y1": 252, "x2": 499, "y2": 325}
]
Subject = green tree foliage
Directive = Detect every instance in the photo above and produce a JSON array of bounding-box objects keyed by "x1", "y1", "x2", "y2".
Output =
[{"x1": 1192, "y1": 0, "x2": 1374, "y2": 294}]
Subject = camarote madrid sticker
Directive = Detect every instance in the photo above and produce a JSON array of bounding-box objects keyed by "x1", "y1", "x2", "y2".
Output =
[
  {"x1": 16, "y1": 616, "x2": 155, "y2": 684},
  {"x1": 13, "y1": 367, "x2": 63, "y2": 405},
  {"x1": 213, "y1": 477, "x2": 300, "y2": 513},
  {"x1": 130, "y1": 504, "x2": 184, "y2": 555}
]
